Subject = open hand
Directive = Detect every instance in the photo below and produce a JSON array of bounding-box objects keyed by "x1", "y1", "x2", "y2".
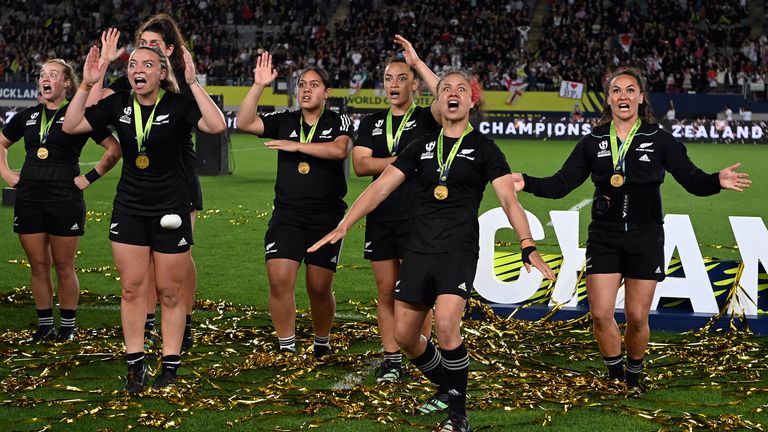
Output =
[
  {"x1": 308, "y1": 226, "x2": 347, "y2": 253},
  {"x1": 718, "y1": 162, "x2": 751, "y2": 192},
  {"x1": 253, "y1": 52, "x2": 278, "y2": 87}
]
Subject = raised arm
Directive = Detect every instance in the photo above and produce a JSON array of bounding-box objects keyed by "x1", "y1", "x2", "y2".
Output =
[
  {"x1": 63, "y1": 46, "x2": 103, "y2": 135},
  {"x1": 394, "y1": 34, "x2": 441, "y2": 122},
  {"x1": 236, "y1": 52, "x2": 278, "y2": 135},
  {"x1": 308, "y1": 165, "x2": 406, "y2": 252},
  {"x1": 74, "y1": 134, "x2": 122, "y2": 190},
  {"x1": 181, "y1": 47, "x2": 226, "y2": 134},
  {"x1": 91, "y1": 28, "x2": 125, "y2": 103},
  {"x1": 492, "y1": 174, "x2": 555, "y2": 280},
  {"x1": 665, "y1": 139, "x2": 750, "y2": 196}
]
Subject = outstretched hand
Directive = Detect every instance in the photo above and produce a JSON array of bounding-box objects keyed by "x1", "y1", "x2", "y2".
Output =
[
  {"x1": 718, "y1": 162, "x2": 751, "y2": 192},
  {"x1": 253, "y1": 52, "x2": 278, "y2": 87},
  {"x1": 510, "y1": 173, "x2": 525, "y2": 192},
  {"x1": 524, "y1": 249, "x2": 556, "y2": 280},
  {"x1": 181, "y1": 46, "x2": 198, "y2": 85},
  {"x1": 83, "y1": 46, "x2": 106, "y2": 86},
  {"x1": 100, "y1": 28, "x2": 125, "y2": 65},
  {"x1": 308, "y1": 226, "x2": 347, "y2": 253},
  {"x1": 394, "y1": 34, "x2": 421, "y2": 66}
]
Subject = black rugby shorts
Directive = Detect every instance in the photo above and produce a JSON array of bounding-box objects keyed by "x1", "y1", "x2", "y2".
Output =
[
  {"x1": 264, "y1": 208, "x2": 343, "y2": 272},
  {"x1": 585, "y1": 222, "x2": 665, "y2": 281},
  {"x1": 14, "y1": 198, "x2": 85, "y2": 236},
  {"x1": 109, "y1": 210, "x2": 193, "y2": 254},
  {"x1": 395, "y1": 250, "x2": 478, "y2": 307},
  {"x1": 363, "y1": 218, "x2": 414, "y2": 261}
]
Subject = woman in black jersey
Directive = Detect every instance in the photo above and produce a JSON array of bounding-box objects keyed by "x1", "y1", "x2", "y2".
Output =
[
  {"x1": 311, "y1": 71, "x2": 554, "y2": 432},
  {"x1": 353, "y1": 35, "x2": 441, "y2": 384},
  {"x1": 97, "y1": 14, "x2": 201, "y2": 351},
  {"x1": 514, "y1": 68, "x2": 750, "y2": 389},
  {"x1": 64, "y1": 45, "x2": 226, "y2": 392},
  {"x1": 237, "y1": 54, "x2": 354, "y2": 357},
  {"x1": 0, "y1": 58, "x2": 120, "y2": 343}
]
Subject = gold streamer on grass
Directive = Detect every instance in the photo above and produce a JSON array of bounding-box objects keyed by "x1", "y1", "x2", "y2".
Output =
[{"x1": 1, "y1": 272, "x2": 766, "y2": 430}]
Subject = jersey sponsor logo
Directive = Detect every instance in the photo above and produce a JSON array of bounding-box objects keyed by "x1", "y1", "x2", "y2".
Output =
[
  {"x1": 70, "y1": 223, "x2": 79, "y2": 231},
  {"x1": 639, "y1": 154, "x2": 651, "y2": 162},
  {"x1": 457, "y1": 148, "x2": 476, "y2": 161},
  {"x1": 364, "y1": 241, "x2": 373, "y2": 253},
  {"x1": 319, "y1": 128, "x2": 334, "y2": 139},
  {"x1": 375, "y1": 119, "x2": 384, "y2": 128},
  {"x1": 265, "y1": 241, "x2": 277, "y2": 253},
  {"x1": 57, "y1": 117, "x2": 65, "y2": 124},
  {"x1": 635, "y1": 142, "x2": 654, "y2": 152},
  {"x1": 178, "y1": 237, "x2": 188, "y2": 247},
  {"x1": 30, "y1": 112, "x2": 39, "y2": 119},
  {"x1": 123, "y1": 107, "x2": 132, "y2": 115},
  {"x1": 599, "y1": 140, "x2": 608, "y2": 150},
  {"x1": 26, "y1": 111, "x2": 39, "y2": 125},
  {"x1": 457, "y1": 282, "x2": 467, "y2": 292},
  {"x1": 425, "y1": 140, "x2": 436, "y2": 152},
  {"x1": 109, "y1": 222, "x2": 119, "y2": 235},
  {"x1": 153, "y1": 114, "x2": 170, "y2": 125},
  {"x1": 372, "y1": 127, "x2": 383, "y2": 136},
  {"x1": 26, "y1": 119, "x2": 37, "y2": 126},
  {"x1": 289, "y1": 130, "x2": 298, "y2": 138},
  {"x1": 403, "y1": 120, "x2": 416, "y2": 130},
  {"x1": 420, "y1": 151, "x2": 434, "y2": 160},
  {"x1": 597, "y1": 149, "x2": 611, "y2": 158},
  {"x1": 119, "y1": 113, "x2": 132, "y2": 124}
]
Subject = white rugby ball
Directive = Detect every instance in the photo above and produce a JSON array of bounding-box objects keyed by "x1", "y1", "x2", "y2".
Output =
[{"x1": 160, "y1": 214, "x2": 182, "y2": 230}]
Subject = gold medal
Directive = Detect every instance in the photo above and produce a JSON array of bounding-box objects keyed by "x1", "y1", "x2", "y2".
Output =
[
  {"x1": 37, "y1": 147, "x2": 49, "y2": 159},
  {"x1": 135, "y1": 154, "x2": 150, "y2": 169},
  {"x1": 298, "y1": 162, "x2": 310, "y2": 174},
  {"x1": 610, "y1": 173, "x2": 624, "y2": 187},
  {"x1": 433, "y1": 185, "x2": 448, "y2": 200}
]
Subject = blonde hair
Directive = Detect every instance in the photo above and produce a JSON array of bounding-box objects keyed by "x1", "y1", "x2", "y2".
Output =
[{"x1": 42, "y1": 59, "x2": 79, "y2": 100}]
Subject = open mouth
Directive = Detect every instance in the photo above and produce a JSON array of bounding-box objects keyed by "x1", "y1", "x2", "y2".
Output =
[
  {"x1": 618, "y1": 103, "x2": 630, "y2": 111},
  {"x1": 134, "y1": 76, "x2": 147, "y2": 89},
  {"x1": 447, "y1": 100, "x2": 460, "y2": 112},
  {"x1": 301, "y1": 95, "x2": 311, "y2": 102},
  {"x1": 389, "y1": 90, "x2": 401, "y2": 99},
  {"x1": 41, "y1": 84, "x2": 52, "y2": 95}
]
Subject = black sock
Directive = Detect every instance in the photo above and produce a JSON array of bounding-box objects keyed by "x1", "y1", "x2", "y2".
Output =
[
  {"x1": 184, "y1": 314, "x2": 192, "y2": 337},
  {"x1": 383, "y1": 350, "x2": 402, "y2": 366},
  {"x1": 441, "y1": 342, "x2": 470, "y2": 416},
  {"x1": 409, "y1": 340, "x2": 446, "y2": 393},
  {"x1": 37, "y1": 308, "x2": 54, "y2": 328},
  {"x1": 145, "y1": 314, "x2": 155, "y2": 333},
  {"x1": 126, "y1": 352, "x2": 145, "y2": 371},
  {"x1": 626, "y1": 357, "x2": 644, "y2": 387},
  {"x1": 59, "y1": 308, "x2": 76, "y2": 329},
  {"x1": 161, "y1": 355, "x2": 181, "y2": 376},
  {"x1": 603, "y1": 354, "x2": 625, "y2": 381}
]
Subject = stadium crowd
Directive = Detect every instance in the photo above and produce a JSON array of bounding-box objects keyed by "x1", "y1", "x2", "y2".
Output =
[{"x1": 0, "y1": 0, "x2": 766, "y2": 94}]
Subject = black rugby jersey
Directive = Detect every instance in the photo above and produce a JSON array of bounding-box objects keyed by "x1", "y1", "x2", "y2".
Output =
[
  {"x1": 523, "y1": 121, "x2": 721, "y2": 224},
  {"x1": 392, "y1": 129, "x2": 511, "y2": 254},
  {"x1": 111, "y1": 76, "x2": 199, "y2": 202},
  {"x1": 355, "y1": 105, "x2": 439, "y2": 221},
  {"x1": 84, "y1": 91, "x2": 202, "y2": 215},
  {"x1": 260, "y1": 109, "x2": 353, "y2": 214},
  {"x1": 2, "y1": 104, "x2": 112, "y2": 202}
]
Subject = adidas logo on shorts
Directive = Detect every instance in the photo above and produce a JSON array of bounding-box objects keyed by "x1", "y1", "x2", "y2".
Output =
[
  {"x1": 178, "y1": 238, "x2": 188, "y2": 247},
  {"x1": 655, "y1": 266, "x2": 662, "y2": 274},
  {"x1": 70, "y1": 223, "x2": 79, "y2": 231},
  {"x1": 457, "y1": 282, "x2": 467, "y2": 292},
  {"x1": 330, "y1": 255, "x2": 337, "y2": 264}
]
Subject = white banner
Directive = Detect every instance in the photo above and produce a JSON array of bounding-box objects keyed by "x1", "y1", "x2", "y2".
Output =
[{"x1": 559, "y1": 80, "x2": 584, "y2": 99}]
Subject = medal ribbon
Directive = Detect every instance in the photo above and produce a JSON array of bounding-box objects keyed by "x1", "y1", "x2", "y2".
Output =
[
  {"x1": 133, "y1": 89, "x2": 166, "y2": 154},
  {"x1": 609, "y1": 118, "x2": 641, "y2": 173},
  {"x1": 436, "y1": 124, "x2": 474, "y2": 184},
  {"x1": 299, "y1": 108, "x2": 324, "y2": 143},
  {"x1": 385, "y1": 103, "x2": 416, "y2": 155},
  {"x1": 38, "y1": 100, "x2": 69, "y2": 145}
]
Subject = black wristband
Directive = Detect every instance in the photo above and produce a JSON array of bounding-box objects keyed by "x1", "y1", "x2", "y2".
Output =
[
  {"x1": 521, "y1": 245, "x2": 537, "y2": 265},
  {"x1": 84, "y1": 168, "x2": 101, "y2": 184}
]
